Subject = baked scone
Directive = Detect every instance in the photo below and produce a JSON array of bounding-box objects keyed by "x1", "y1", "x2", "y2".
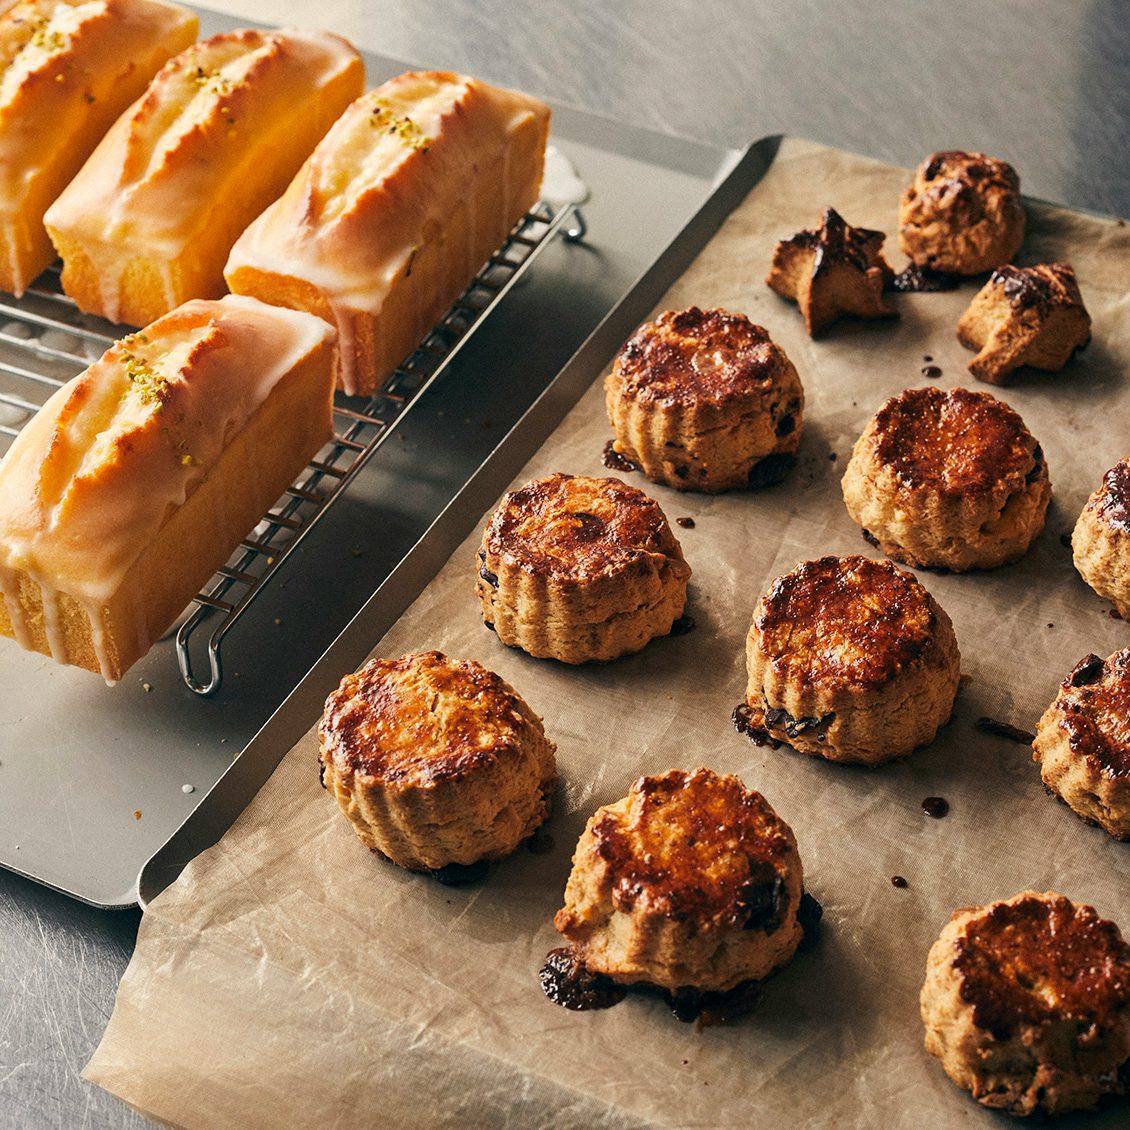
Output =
[
  {"x1": 553, "y1": 768, "x2": 805, "y2": 993},
  {"x1": 603, "y1": 306, "x2": 804, "y2": 493},
  {"x1": 765, "y1": 206, "x2": 896, "y2": 335},
  {"x1": 0, "y1": 0, "x2": 198, "y2": 296},
  {"x1": 0, "y1": 294, "x2": 337, "y2": 682},
  {"x1": 899, "y1": 150, "x2": 1025, "y2": 276},
  {"x1": 744, "y1": 555, "x2": 960, "y2": 764},
  {"x1": 319, "y1": 651, "x2": 557, "y2": 872},
  {"x1": 226, "y1": 71, "x2": 550, "y2": 396},
  {"x1": 1034, "y1": 651, "x2": 1130, "y2": 841},
  {"x1": 476, "y1": 472, "x2": 691, "y2": 664},
  {"x1": 44, "y1": 27, "x2": 364, "y2": 327},
  {"x1": 842, "y1": 385, "x2": 1051, "y2": 571},
  {"x1": 956, "y1": 263, "x2": 1092, "y2": 385},
  {"x1": 1073, "y1": 457, "x2": 1130, "y2": 618},
  {"x1": 921, "y1": 891, "x2": 1130, "y2": 1116}
]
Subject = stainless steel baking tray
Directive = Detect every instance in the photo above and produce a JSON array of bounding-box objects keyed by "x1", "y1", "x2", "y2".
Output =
[{"x1": 0, "y1": 7, "x2": 744, "y2": 907}]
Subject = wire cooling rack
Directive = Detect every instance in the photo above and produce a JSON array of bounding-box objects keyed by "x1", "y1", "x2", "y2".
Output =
[{"x1": 0, "y1": 200, "x2": 583, "y2": 694}]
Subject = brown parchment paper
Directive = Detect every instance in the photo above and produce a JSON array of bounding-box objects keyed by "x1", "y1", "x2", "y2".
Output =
[{"x1": 86, "y1": 139, "x2": 1130, "y2": 1129}]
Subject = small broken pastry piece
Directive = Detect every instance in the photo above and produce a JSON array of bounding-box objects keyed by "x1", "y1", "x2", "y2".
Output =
[
  {"x1": 1034, "y1": 650, "x2": 1130, "y2": 841},
  {"x1": 842, "y1": 385, "x2": 1050, "y2": 571},
  {"x1": 921, "y1": 891, "x2": 1130, "y2": 1117},
  {"x1": 603, "y1": 306, "x2": 804, "y2": 492},
  {"x1": 744, "y1": 555, "x2": 960, "y2": 765},
  {"x1": 956, "y1": 263, "x2": 1092, "y2": 385},
  {"x1": 899, "y1": 150, "x2": 1025, "y2": 276},
  {"x1": 318, "y1": 651, "x2": 558, "y2": 872},
  {"x1": 1074, "y1": 457, "x2": 1130, "y2": 618},
  {"x1": 766, "y1": 206, "x2": 895, "y2": 335},
  {"x1": 476, "y1": 472, "x2": 691, "y2": 664},
  {"x1": 554, "y1": 768, "x2": 806, "y2": 995}
]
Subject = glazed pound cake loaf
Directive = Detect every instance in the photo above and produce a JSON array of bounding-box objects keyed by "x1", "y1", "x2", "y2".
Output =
[
  {"x1": 0, "y1": 294, "x2": 337, "y2": 682},
  {"x1": 44, "y1": 26, "x2": 364, "y2": 326},
  {"x1": 225, "y1": 71, "x2": 551, "y2": 396},
  {"x1": 0, "y1": 0, "x2": 198, "y2": 296}
]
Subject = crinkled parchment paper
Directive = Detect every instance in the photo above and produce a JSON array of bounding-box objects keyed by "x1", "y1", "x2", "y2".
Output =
[{"x1": 86, "y1": 139, "x2": 1130, "y2": 1129}]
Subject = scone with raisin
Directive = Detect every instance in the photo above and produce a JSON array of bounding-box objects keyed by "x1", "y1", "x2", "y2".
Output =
[
  {"x1": 604, "y1": 307, "x2": 804, "y2": 492},
  {"x1": 842, "y1": 385, "x2": 1050, "y2": 571},
  {"x1": 899, "y1": 150, "x2": 1025, "y2": 276},
  {"x1": 744, "y1": 555, "x2": 960, "y2": 765},
  {"x1": 957, "y1": 263, "x2": 1091, "y2": 385},
  {"x1": 921, "y1": 891, "x2": 1130, "y2": 1117},
  {"x1": 766, "y1": 206, "x2": 896, "y2": 336},
  {"x1": 554, "y1": 768, "x2": 805, "y2": 993},
  {"x1": 476, "y1": 472, "x2": 691, "y2": 664},
  {"x1": 1073, "y1": 457, "x2": 1130, "y2": 618},
  {"x1": 318, "y1": 651, "x2": 557, "y2": 871},
  {"x1": 1033, "y1": 651, "x2": 1130, "y2": 841}
]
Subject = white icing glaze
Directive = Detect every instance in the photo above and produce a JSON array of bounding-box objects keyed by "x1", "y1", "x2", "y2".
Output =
[
  {"x1": 43, "y1": 25, "x2": 362, "y2": 315},
  {"x1": 0, "y1": 295, "x2": 335, "y2": 679},
  {"x1": 226, "y1": 72, "x2": 548, "y2": 397}
]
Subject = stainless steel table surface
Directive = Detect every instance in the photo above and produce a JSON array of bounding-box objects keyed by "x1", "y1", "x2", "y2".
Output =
[{"x1": 2, "y1": 2, "x2": 1127, "y2": 1127}]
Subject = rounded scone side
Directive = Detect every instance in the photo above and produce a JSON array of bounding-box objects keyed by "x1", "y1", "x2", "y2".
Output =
[
  {"x1": 554, "y1": 768, "x2": 804, "y2": 993},
  {"x1": 319, "y1": 651, "x2": 557, "y2": 870},
  {"x1": 920, "y1": 891, "x2": 1130, "y2": 1117},
  {"x1": 604, "y1": 307, "x2": 805, "y2": 492},
  {"x1": 476, "y1": 472, "x2": 691, "y2": 663},
  {"x1": 1034, "y1": 650, "x2": 1130, "y2": 841},
  {"x1": 842, "y1": 386, "x2": 1050, "y2": 571},
  {"x1": 898, "y1": 150, "x2": 1025, "y2": 276},
  {"x1": 1073, "y1": 457, "x2": 1130, "y2": 619},
  {"x1": 744, "y1": 555, "x2": 961, "y2": 764}
]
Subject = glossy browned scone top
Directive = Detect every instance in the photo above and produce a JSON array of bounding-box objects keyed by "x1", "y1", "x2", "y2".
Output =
[
  {"x1": 766, "y1": 206, "x2": 895, "y2": 335},
  {"x1": 604, "y1": 306, "x2": 804, "y2": 492},
  {"x1": 554, "y1": 768, "x2": 804, "y2": 992},
  {"x1": 921, "y1": 891, "x2": 1130, "y2": 1116},
  {"x1": 957, "y1": 263, "x2": 1092, "y2": 385},
  {"x1": 319, "y1": 651, "x2": 557, "y2": 870},
  {"x1": 1034, "y1": 650, "x2": 1130, "y2": 840},
  {"x1": 1073, "y1": 457, "x2": 1130, "y2": 619},
  {"x1": 477, "y1": 472, "x2": 690, "y2": 663},
  {"x1": 899, "y1": 150, "x2": 1025, "y2": 275},
  {"x1": 842, "y1": 386, "x2": 1050, "y2": 571},
  {"x1": 745, "y1": 555, "x2": 961, "y2": 764}
]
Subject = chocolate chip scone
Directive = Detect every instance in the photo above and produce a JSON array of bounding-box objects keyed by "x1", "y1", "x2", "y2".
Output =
[
  {"x1": 921, "y1": 891, "x2": 1130, "y2": 1117},
  {"x1": 476, "y1": 472, "x2": 691, "y2": 663},
  {"x1": 319, "y1": 651, "x2": 557, "y2": 871},
  {"x1": 766, "y1": 206, "x2": 896, "y2": 335},
  {"x1": 899, "y1": 150, "x2": 1025, "y2": 276},
  {"x1": 553, "y1": 768, "x2": 805, "y2": 993},
  {"x1": 1034, "y1": 650, "x2": 1130, "y2": 841},
  {"x1": 1073, "y1": 457, "x2": 1130, "y2": 618},
  {"x1": 957, "y1": 263, "x2": 1091, "y2": 385},
  {"x1": 604, "y1": 306, "x2": 804, "y2": 492},
  {"x1": 842, "y1": 385, "x2": 1050, "y2": 571},
  {"x1": 744, "y1": 555, "x2": 961, "y2": 765}
]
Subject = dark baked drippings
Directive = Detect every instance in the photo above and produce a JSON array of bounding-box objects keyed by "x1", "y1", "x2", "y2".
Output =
[
  {"x1": 922, "y1": 796, "x2": 950, "y2": 818},
  {"x1": 539, "y1": 948, "x2": 626, "y2": 1011},
  {"x1": 526, "y1": 829, "x2": 555, "y2": 855},
  {"x1": 601, "y1": 440, "x2": 639, "y2": 474},
  {"x1": 747, "y1": 452, "x2": 796, "y2": 489},
  {"x1": 891, "y1": 875, "x2": 909, "y2": 889},
  {"x1": 675, "y1": 516, "x2": 696, "y2": 529},
  {"x1": 1070, "y1": 654, "x2": 1105, "y2": 687},
  {"x1": 669, "y1": 614, "x2": 696, "y2": 636},
  {"x1": 763, "y1": 704, "x2": 835, "y2": 743},
  {"x1": 1093, "y1": 458, "x2": 1130, "y2": 531},
  {"x1": 667, "y1": 980, "x2": 762, "y2": 1025},
  {"x1": 976, "y1": 717, "x2": 1036, "y2": 744},
  {"x1": 921, "y1": 365, "x2": 942, "y2": 378},
  {"x1": 953, "y1": 894, "x2": 1130, "y2": 1039},
  {"x1": 731, "y1": 702, "x2": 781, "y2": 747},
  {"x1": 810, "y1": 206, "x2": 886, "y2": 277},
  {"x1": 797, "y1": 890, "x2": 823, "y2": 950},
  {"x1": 430, "y1": 859, "x2": 491, "y2": 886},
  {"x1": 891, "y1": 264, "x2": 961, "y2": 292},
  {"x1": 992, "y1": 262, "x2": 1082, "y2": 314}
]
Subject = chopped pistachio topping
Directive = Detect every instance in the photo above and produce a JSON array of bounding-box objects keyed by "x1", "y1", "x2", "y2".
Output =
[
  {"x1": 118, "y1": 340, "x2": 170, "y2": 407},
  {"x1": 191, "y1": 65, "x2": 233, "y2": 96},
  {"x1": 368, "y1": 99, "x2": 429, "y2": 151},
  {"x1": 30, "y1": 18, "x2": 66, "y2": 53}
]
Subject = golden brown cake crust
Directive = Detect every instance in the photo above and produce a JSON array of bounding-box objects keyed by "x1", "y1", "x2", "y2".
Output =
[
  {"x1": 481, "y1": 472, "x2": 686, "y2": 584},
  {"x1": 582, "y1": 768, "x2": 797, "y2": 929},
  {"x1": 1073, "y1": 458, "x2": 1130, "y2": 619},
  {"x1": 899, "y1": 150, "x2": 1025, "y2": 275},
  {"x1": 952, "y1": 893, "x2": 1130, "y2": 1038},
  {"x1": 870, "y1": 385, "x2": 1039, "y2": 496},
  {"x1": 754, "y1": 555, "x2": 941, "y2": 691}
]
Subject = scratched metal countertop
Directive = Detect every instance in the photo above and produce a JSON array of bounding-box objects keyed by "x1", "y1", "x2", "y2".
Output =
[{"x1": 2, "y1": 2, "x2": 1127, "y2": 1126}]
